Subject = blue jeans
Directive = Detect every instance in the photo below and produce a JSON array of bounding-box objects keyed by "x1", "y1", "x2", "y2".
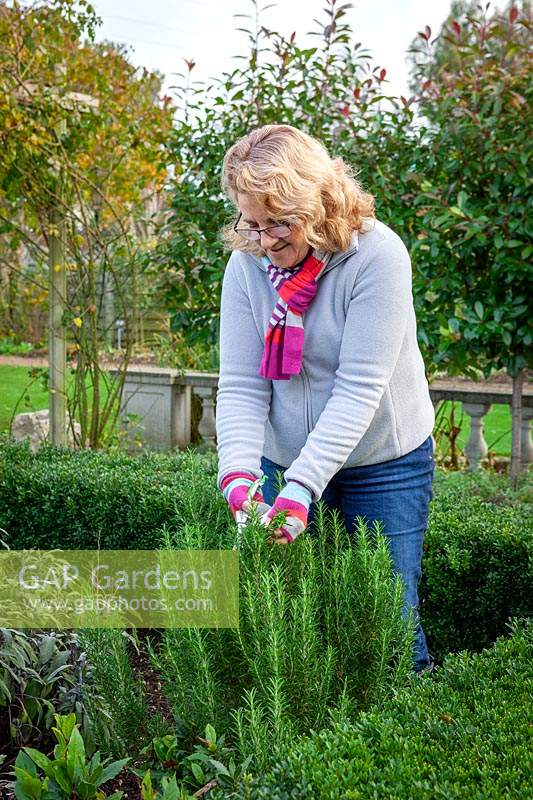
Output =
[{"x1": 260, "y1": 435, "x2": 435, "y2": 673}]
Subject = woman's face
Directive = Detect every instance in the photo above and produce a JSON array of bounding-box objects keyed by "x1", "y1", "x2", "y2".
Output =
[{"x1": 237, "y1": 193, "x2": 311, "y2": 269}]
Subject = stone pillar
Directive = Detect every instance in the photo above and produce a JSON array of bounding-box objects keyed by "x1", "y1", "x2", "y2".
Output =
[
  {"x1": 521, "y1": 407, "x2": 533, "y2": 466},
  {"x1": 463, "y1": 402, "x2": 491, "y2": 470},
  {"x1": 109, "y1": 368, "x2": 191, "y2": 451},
  {"x1": 194, "y1": 385, "x2": 217, "y2": 450}
]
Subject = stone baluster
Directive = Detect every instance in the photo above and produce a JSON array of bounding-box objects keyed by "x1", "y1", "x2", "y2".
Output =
[
  {"x1": 521, "y1": 407, "x2": 533, "y2": 466},
  {"x1": 194, "y1": 385, "x2": 217, "y2": 449},
  {"x1": 108, "y1": 371, "x2": 531, "y2": 465},
  {"x1": 173, "y1": 384, "x2": 192, "y2": 450},
  {"x1": 463, "y1": 402, "x2": 491, "y2": 470}
]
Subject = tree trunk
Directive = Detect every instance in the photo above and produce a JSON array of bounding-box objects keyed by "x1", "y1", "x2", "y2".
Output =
[{"x1": 510, "y1": 368, "x2": 525, "y2": 484}]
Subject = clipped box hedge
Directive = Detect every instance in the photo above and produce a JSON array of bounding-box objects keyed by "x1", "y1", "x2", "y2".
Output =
[
  {"x1": 241, "y1": 619, "x2": 533, "y2": 800},
  {"x1": 0, "y1": 437, "x2": 224, "y2": 550},
  {"x1": 420, "y1": 470, "x2": 533, "y2": 660},
  {"x1": 0, "y1": 438, "x2": 531, "y2": 660}
]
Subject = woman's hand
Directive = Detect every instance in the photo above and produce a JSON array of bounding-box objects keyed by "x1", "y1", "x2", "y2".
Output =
[
  {"x1": 221, "y1": 471, "x2": 271, "y2": 521},
  {"x1": 241, "y1": 496, "x2": 271, "y2": 518},
  {"x1": 259, "y1": 480, "x2": 312, "y2": 544}
]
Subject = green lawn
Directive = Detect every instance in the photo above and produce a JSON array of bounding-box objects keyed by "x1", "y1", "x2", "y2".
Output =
[
  {"x1": 0, "y1": 365, "x2": 112, "y2": 434},
  {"x1": 437, "y1": 399, "x2": 513, "y2": 457},
  {"x1": 1, "y1": 365, "x2": 521, "y2": 457}
]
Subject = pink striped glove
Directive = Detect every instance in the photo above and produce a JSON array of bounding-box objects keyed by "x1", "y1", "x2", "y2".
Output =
[
  {"x1": 221, "y1": 471, "x2": 271, "y2": 521},
  {"x1": 259, "y1": 480, "x2": 313, "y2": 544}
]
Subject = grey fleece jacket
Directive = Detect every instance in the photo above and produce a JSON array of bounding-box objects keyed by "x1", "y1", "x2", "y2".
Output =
[{"x1": 215, "y1": 218, "x2": 435, "y2": 503}]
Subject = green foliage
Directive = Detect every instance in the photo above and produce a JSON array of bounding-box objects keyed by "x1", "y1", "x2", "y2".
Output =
[
  {"x1": 12, "y1": 712, "x2": 129, "y2": 800},
  {"x1": 0, "y1": 438, "x2": 222, "y2": 550},
  {"x1": 136, "y1": 726, "x2": 252, "y2": 798},
  {"x1": 406, "y1": 3, "x2": 532, "y2": 377},
  {"x1": 0, "y1": 338, "x2": 33, "y2": 356},
  {"x1": 0, "y1": 628, "x2": 106, "y2": 754},
  {"x1": 135, "y1": 734, "x2": 187, "y2": 787},
  {"x1": 76, "y1": 629, "x2": 164, "y2": 760},
  {"x1": 242, "y1": 619, "x2": 533, "y2": 799},
  {"x1": 152, "y1": 0, "x2": 530, "y2": 382},
  {"x1": 151, "y1": 513, "x2": 415, "y2": 771},
  {"x1": 151, "y1": 332, "x2": 220, "y2": 374},
  {"x1": 0, "y1": 443, "x2": 530, "y2": 794},
  {"x1": 152, "y1": 0, "x2": 396, "y2": 347},
  {"x1": 1, "y1": 439, "x2": 530, "y2": 667},
  {"x1": 141, "y1": 769, "x2": 188, "y2": 800},
  {"x1": 420, "y1": 468, "x2": 533, "y2": 660}
]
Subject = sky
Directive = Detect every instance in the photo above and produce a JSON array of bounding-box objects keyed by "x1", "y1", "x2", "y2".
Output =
[{"x1": 89, "y1": 0, "x2": 454, "y2": 101}]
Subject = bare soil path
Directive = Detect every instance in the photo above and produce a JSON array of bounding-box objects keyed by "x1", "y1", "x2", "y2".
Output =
[{"x1": 0, "y1": 353, "x2": 161, "y2": 369}]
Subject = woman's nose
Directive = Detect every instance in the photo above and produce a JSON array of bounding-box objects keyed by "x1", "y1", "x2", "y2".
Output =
[{"x1": 260, "y1": 230, "x2": 281, "y2": 248}]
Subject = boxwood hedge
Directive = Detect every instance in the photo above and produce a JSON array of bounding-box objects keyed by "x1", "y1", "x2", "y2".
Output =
[
  {"x1": 239, "y1": 619, "x2": 533, "y2": 800},
  {"x1": 420, "y1": 470, "x2": 533, "y2": 660},
  {"x1": 0, "y1": 437, "x2": 225, "y2": 550}
]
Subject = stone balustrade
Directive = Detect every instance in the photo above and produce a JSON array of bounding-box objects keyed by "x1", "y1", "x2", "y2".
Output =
[
  {"x1": 110, "y1": 367, "x2": 533, "y2": 470},
  {"x1": 429, "y1": 380, "x2": 533, "y2": 470}
]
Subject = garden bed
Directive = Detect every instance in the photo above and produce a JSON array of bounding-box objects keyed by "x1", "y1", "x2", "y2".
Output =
[{"x1": 0, "y1": 441, "x2": 531, "y2": 798}]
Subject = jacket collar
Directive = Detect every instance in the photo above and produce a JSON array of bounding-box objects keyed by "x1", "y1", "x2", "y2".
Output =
[{"x1": 247, "y1": 229, "x2": 361, "y2": 274}]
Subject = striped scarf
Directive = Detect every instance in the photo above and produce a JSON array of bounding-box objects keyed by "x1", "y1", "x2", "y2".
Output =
[{"x1": 259, "y1": 248, "x2": 334, "y2": 381}]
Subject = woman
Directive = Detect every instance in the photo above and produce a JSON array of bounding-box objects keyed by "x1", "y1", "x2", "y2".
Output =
[{"x1": 215, "y1": 124, "x2": 435, "y2": 674}]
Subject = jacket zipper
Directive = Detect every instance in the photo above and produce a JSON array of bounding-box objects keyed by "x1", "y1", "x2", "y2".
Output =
[{"x1": 300, "y1": 364, "x2": 313, "y2": 435}]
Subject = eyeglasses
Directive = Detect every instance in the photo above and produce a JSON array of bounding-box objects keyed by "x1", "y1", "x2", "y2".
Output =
[{"x1": 233, "y1": 212, "x2": 292, "y2": 241}]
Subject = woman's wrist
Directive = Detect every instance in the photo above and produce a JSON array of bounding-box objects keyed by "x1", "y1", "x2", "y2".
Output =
[
  {"x1": 221, "y1": 470, "x2": 266, "y2": 518},
  {"x1": 220, "y1": 470, "x2": 258, "y2": 494},
  {"x1": 276, "y1": 481, "x2": 312, "y2": 512},
  {"x1": 262, "y1": 480, "x2": 312, "y2": 543},
  {"x1": 285, "y1": 479, "x2": 313, "y2": 505}
]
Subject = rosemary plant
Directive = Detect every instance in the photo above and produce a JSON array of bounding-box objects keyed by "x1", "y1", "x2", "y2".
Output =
[{"x1": 151, "y1": 504, "x2": 415, "y2": 771}]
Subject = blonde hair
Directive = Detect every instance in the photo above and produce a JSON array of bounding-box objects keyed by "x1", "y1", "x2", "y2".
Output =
[{"x1": 220, "y1": 124, "x2": 375, "y2": 256}]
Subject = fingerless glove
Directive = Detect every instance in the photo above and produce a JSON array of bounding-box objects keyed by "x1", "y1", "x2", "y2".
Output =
[
  {"x1": 221, "y1": 470, "x2": 267, "y2": 520},
  {"x1": 260, "y1": 480, "x2": 312, "y2": 542}
]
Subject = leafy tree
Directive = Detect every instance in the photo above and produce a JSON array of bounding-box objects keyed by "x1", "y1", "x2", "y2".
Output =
[
  {"x1": 0, "y1": 0, "x2": 174, "y2": 446},
  {"x1": 406, "y1": 1, "x2": 532, "y2": 476},
  {"x1": 156, "y1": 0, "x2": 530, "y2": 369},
  {"x1": 407, "y1": 0, "x2": 480, "y2": 93},
  {"x1": 407, "y1": 0, "x2": 531, "y2": 92},
  {"x1": 152, "y1": 0, "x2": 394, "y2": 347}
]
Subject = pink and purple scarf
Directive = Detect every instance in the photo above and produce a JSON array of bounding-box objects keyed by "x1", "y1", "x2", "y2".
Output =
[{"x1": 259, "y1": 248, "x2": 333, "y2": 381}]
